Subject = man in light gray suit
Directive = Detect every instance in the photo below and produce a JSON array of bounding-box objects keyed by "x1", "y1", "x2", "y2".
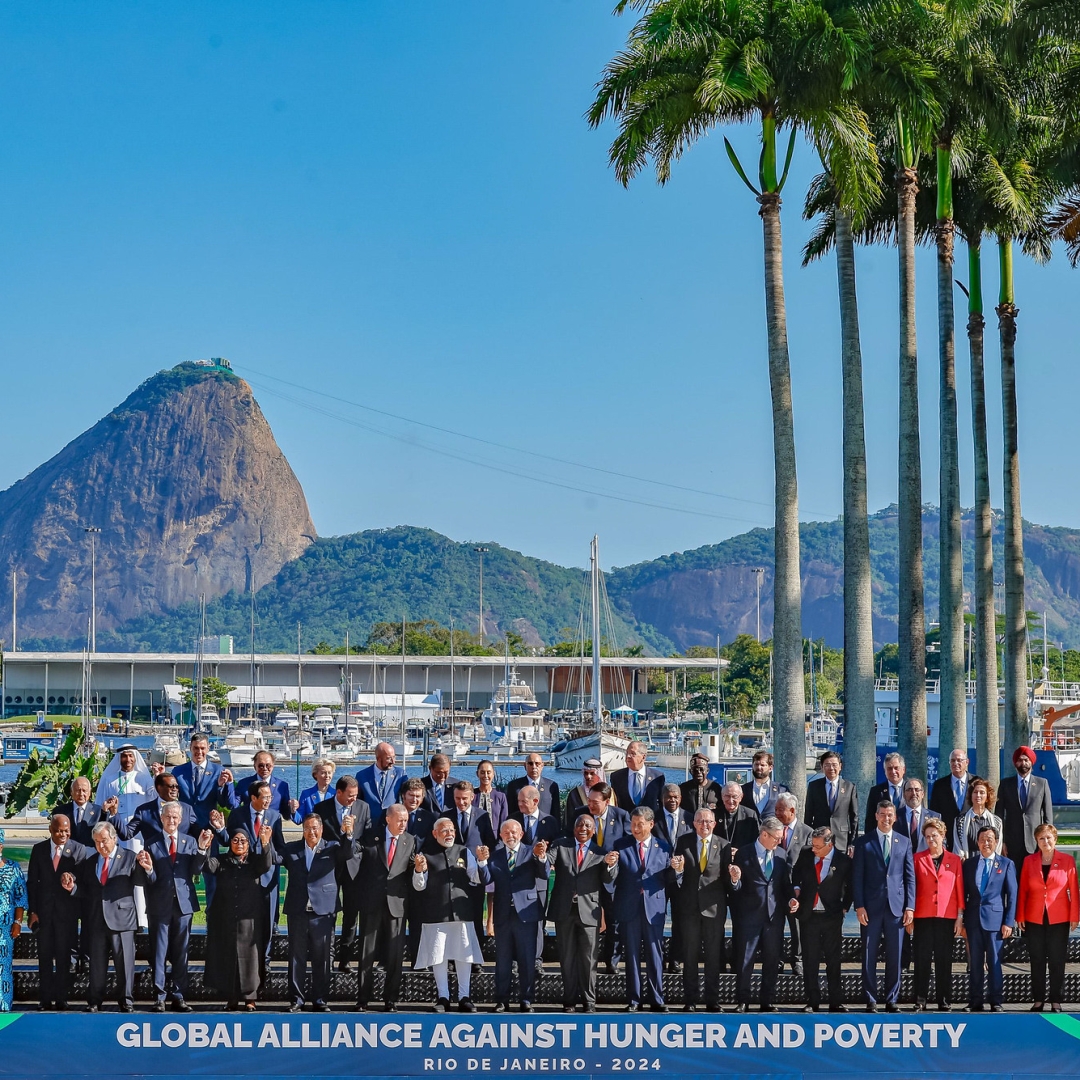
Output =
[{"x1": 997, "y1": 745, "x2": 1053, "y2": 876}]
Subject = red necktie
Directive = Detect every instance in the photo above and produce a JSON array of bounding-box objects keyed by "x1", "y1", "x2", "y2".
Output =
[
  {"x1": 387, "y1": 836, "x2": 397, "y2": 866},
  {"x1": 577, "y1": 844, "x2": 585, "y2": 869},
  {"x1": 638, "y1": 841, "x2": 645, "y2": 865},
  {"x1": 52, "y1": 848, "x2": 61, "y2": 871},
  {"x1": 100, "y1": 858, "x2": 109, "y2": 885},
  {"x1": 169, "y1": 835, "x2": 177, "y2": 864},
  {"x1": 254, "y1": 813, "x2": 262, "y2": 843},
  {"x1": 814, "y1": 857, "x2": 823, "y2": 908}
]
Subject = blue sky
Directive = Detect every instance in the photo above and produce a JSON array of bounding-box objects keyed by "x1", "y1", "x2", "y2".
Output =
[{"x1": 1, "y1": 2, "x2": 1077, "y2": 572}]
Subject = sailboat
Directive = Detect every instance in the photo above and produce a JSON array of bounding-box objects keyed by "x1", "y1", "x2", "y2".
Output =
[{"x1": 551, "y1": 536, "x2": 631, "y2": 772}]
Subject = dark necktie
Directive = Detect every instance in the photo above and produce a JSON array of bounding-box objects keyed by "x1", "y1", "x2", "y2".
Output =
[
  {"x1": 459, "y1": 812, "x2": 468, "y2": 838},
  {"x1": 1019, "y1": 778, "x2": 1028, "y2": 809},
  {"x1": 169, "y1": 834, "x2": 177, "y2": 864},
  {"x1": 508, "y1": 846, "x2": 517, "y2": 871}
]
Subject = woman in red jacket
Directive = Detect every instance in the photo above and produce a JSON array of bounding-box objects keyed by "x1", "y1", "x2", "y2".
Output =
[
  {"x1": 911, "y1": 817, "x2": 964, "y2": 1011},
  {"x1": 1017, "y1": 823, "x2": 1079, "y2": 1012}
]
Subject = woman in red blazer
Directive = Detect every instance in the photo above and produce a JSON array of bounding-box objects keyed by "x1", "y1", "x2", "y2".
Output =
[
  {"x1": 911, "y1": 817, "x2": 965, "y2": 1010},
  {"x1": 1017, "y1": 823, "x2": 1079, "y2": 1012}
]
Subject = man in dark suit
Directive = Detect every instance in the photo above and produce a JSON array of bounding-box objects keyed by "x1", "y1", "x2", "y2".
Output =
[
  {"x1": 680, "y1": 754, "x2": 723, "y2": 816},
  {"x1": 486, "y1": 819, "x2": 551, "y2": 1012},
  {"x1": 505, "y1": 753, "x2": 560, "y2": 818},
  {"x1": 26, "y1": 814, "x2": 90, "y2": 1010},
  {"x1": 613, "y1": 807, "x2": 672, "y2": 1012},
  {"x1": 672, "y1": 807, "x2": 731, "y2": 1011},
  {"x1": 715, "y1": 783, "x2": 761, "y2": 849},
  {"x1": 928, "y1": 749, "x2": 972, "y2": 851},
  {"x1": 421, "y1": 754, "x2": 460, "y2": 816},
  {"x1": 895, "y1": 778, "x2": 942, "y2": 853},
  {"x1": 236, "y1": 750, "x2": 300, "y2": 818},
  {"x1": 281, "y1": 813, "x2": 362, "y2": 1011},
  {"x1": 997, "y1": 745, "x2": 1053, "y2": 875},
  {"x1": 804, "y1": 751, "x2": 859, "y2": 855},
  {"x1": 356, "y1": 803, "x2": 415, "y2": 1011},
  {"x1": 53, "y1": 777, "x2": 111, "y2": 847},
  {"x1": 852, "y1": 800, "x2": 915, "y2": 1011},
  {"x1": 113, "y1": 772, "x2": 201, "y2": 846},
  {"x1": 574, "y1": 783, "x2": 631, "y2": 970},
  {"x1": 728, "y1": 816, "x2": 793, "y2": 1011},
  {"x1": 66, "y1": 821, "x2": 154, "y2": 1012},
  {"x1": 313, "y1": 776, "x2": 372, "y2": 970},
  {"x1": 961, "y1": 823, "x2": 1017, "y2": 1011},
  {"x1": 776, "y1": 793, "x2": 812, "y2": 976},
  {"x1": 510, "y1": 785, "x2": 561, "y2": 846},
  {"x1": 213, "y1": 780, "x2": 286, "y2": 968},
  {"x1": 742, "y1": 751, "x2": 789, "y2": 817},
  {"x1": 355, "y1": 741, "x2": 408, "y2": 820},
  {"x1": 172, "y1": 733, "x2": 239, "y2": 828},
  {"x1": 791, "y1": 825, "x2": 852, "y2": 1012},
  {"x1": 610, "y1": 742, "x2": 666, "y2": 812},
  {"x1": 864, "y1": 752, "x2": 908, "y2": 836},
  {"x1": 398, "y1": 779, "x2": 438, "y2": 842},
  {"x1": 545, "y1": 814, "x2": 619, "y2": 1012},
  {"x1": 143, "y1": 803, "x2": 212, "y2": 1012},
  {"x1": 656, "y1": 784, "x2": 693, "y2": 974}
]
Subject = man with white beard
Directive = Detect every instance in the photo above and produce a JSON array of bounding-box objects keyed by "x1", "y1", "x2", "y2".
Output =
[{"x1": 411, "y1": 817, "x2": 491, "y2": 1013}]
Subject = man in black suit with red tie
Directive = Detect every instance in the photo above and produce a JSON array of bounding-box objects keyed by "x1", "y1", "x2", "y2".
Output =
[
  {"x1": 672, "y1": 807, "x2": 731, "y2": 1011},
  {"x1": 27, "y1": 814, "x2": 90, "y2": 1010},
  {"x1": 791, "y1": 826, "x2": 852, "y2": 1012},
  {"x1": 356, "y1": 803, "x2": 415, "y2": 1011}
]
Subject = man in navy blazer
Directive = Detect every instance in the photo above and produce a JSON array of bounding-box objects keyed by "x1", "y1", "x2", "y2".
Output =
[
  {"x1": 281, "y1": 813, "x2": 362, "y2": 1011},
  {"x1": 172, "y1": 733, "x2": 239, "y2": 827},
  {"x1": 510, "y1": 785, "x2": 561, "y2": 845},
  {"x1": 894, "y1": 778, "x2": 942, "y2": 854},
  {"x1": 113, "y1": 772, "x2": 202, "y2": 846},
  {"x1": 610, "y1": 742, "x2": 666, "y2": 812},
  {"x1": 420, "y1": 754, "x2": 461, "y2": 816},
  {"x1": 399, "y1": 779, "x2": 438, "y2": 842},
  {"x1": 612, "y1": 807, "x2": 673, "y2": 1011},
  {"x1": 961, "y1": 823, "x2": 1017, "y2": 1011},
  {"x1": 505, "y1": 753, "x2": 560, "y2": 818},
  {"x1": 655, "y1": 784, "x2": 694, "y2": 974},
  {"x1": 485, "y1": 819, "x2": 551, "y2": 1011},
  {"x1": 142, "y1": 803, "x2": 213, "y2": 1012},
  {"x1": 236, "y1": 751, "x2": 299, "y2": 818},
  {"x1": 742, "y1": 751, "x2": 790, "y2": 817},
  {"x1": 852, "y1": 800, "x2": 915, "y2": 1010},
  {"x1": 54, "y1": 777, "x2": 112, "y2": 847},
  {"x1": 355, "y1": 742, "x2": 408, "y2": 820},
  {"x1": 728, "y1": 816, "x2": 794, "y2": 1010}
]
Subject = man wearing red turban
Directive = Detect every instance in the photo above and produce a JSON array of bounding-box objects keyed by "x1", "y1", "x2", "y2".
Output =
[{"x1": 997, "y1": 746, "x2": 1053, "y2": 876}]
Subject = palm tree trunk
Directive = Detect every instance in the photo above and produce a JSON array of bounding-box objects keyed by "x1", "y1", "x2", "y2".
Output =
[
  {"x1": 835, "y1": 209, "x2": 875, "y2": 800},
  {"x1": 936, "y1": 143, "x2": 966, "y2": 766},
  {"x1": 759, "y1": 189, "x2": 805, "y2": 806},
  {"x1": 897, "y1": 163, "x2": 928, "y2": 777},
  {"x1": 998, "y1": 238, "x2": 1026, "y2": 768},
  {"x1": 967, "y1": 238, "x2": 999, "y2": 785}
]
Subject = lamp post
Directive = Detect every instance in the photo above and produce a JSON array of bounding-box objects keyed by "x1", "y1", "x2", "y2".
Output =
[
  {"x1": 84, "y1": 527, "x2": 101, "y2": 653},
  {"x1": 753, "y1": 567, "x2": 766, "y2": 643},
  {"x1": 474, "y1": 546, "x2": 489, "y2": 646}
]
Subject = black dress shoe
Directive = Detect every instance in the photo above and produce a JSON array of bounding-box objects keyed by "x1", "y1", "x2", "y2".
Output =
[
  {"x1": 459, "y1": 998, "x2": 475, "y2": 1013},
  {"x1": 705, "y1": 1002, "x2": 721, "y2": 1013},
  {"x1": 938, "y1": 1002, "x2": 951, "y2": 1012},
  {"x1": 625, "y1": 1003, "x2": 640, "y2": 1013},
  {"x1": 120, "y1": 1005, "x2": 135, "y2": 1013},
  {"x1": 85, "y1": 1006, "x2": 99, "y2": 1013},
  {"x1": 885, "y1": 1002, "x2": 901, "y2": 1013},
  {"x1": 520, "y1": 1003, "x2": 533, "y2": 1013},
  {"x1": 803, "y1": 1005, "x2": 818, "y2": 1013},
  {"x1": 990, "y1": 1004, "x2": 1004, "y2": 1012},
  {"x1": 289, "y1": 1003, "x2": 303, "y2": 1013},
  {"x1": 683, "y1": 1003, "x2": 698, "y2": 1012},
  {"x1": 758, "y1": 1004, "x2": 773, "y2": 1012},
  {"x1": 355, "y1": 1002, "x2": 367, "y2": 1011},
  {"x1": 384, "y1": 1003, "x2": 398, "y2": 1012},
  {"x1": 734, "y1": 1003, "x2": 750, "y2": 1013},
  {"x1": 564, "y1": 1005, "x2": 576, "y2": 1014},
  {"x1": 1052, "y1": 1004, "x2": 1063, "y2": 1013},
  {"x1": 829, "y1": 1004, "x2": 847, "y2": 1013},
  {"x1": 865, "y1": 1003, "x2": 878, "y2": 1013},
  {"x1": 152, "y1": 1001, "x2": 166, "y2": 1013},
  {"x1": 336, "y1": 961, "x2": 350, "y2": 973},
  {"x1": 913, "y1": 1002, "x2": 926, "y2": 1012},
  {"x1": 581, "y1": 1003, "x2": 595, "y2": 1013},
  {"x1": 314, "y1": 1003, "x2": 331, "y2": 1012},
  {"x1": 492, "y1": 1003, "x2": 508, "y2": 1013},
  {"x1": 1031, "y1": 1002, "x2": 1045, "y2": 1012},
  {"x1": 791, "y1": 964, "x2": 804, "y2": 978},
  {"x1": 434, "y1": 998, "x2": 448, "y2": 1013},
  {"x1": 56, "y1": 1002, "x2": 68, "y2": 1012},
  {"x1": 968, "y1": 1004, "x2": 984, "y2": 1012},
  {"x1": 172, "y1": 1000, "x2": 193, "y2": 1013},
  {"x1": 651, "y1": 1003, "x2": 667, "y2": 1013}
]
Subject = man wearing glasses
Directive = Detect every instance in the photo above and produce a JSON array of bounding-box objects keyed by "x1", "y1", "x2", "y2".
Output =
[
  {"x1": 506, "y1": 754, "x2": 560, "y2": 819},
  {"x1": 237, "y1": 750, "x2": 300, "y2": 819}
]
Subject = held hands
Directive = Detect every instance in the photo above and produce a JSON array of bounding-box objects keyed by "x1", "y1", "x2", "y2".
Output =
[
  {"x1": 728, "y1": 863, "x2": 742, "y2": 884},
  {"x1": 475, "y1": 846, "x2": 490, "y2": 862},
  {"x1": 341, "y1": 815, "x2": 355, "y2": 836},
  {"x1": 1001, "y1": 925, "x2": 1013, "y2": 939},
  {"x1": 856, "y1": 906, "x2": 869, "y2": 926},
  {"x1": 11, "y1": 921, "x2": 21, "y2": 938},
  {"x1": 788, "y1": 898, "x2": 799, "y2": 913},
  {"x1": 136, "y1": 850, "x2": 154, "y2": 872},
  {"x1": 902, "y1": 909, "x2": 914, "y2": 928},
  {"x1": 209, "y1": 810, "x2": 225, "y2": 831},
  {"x1": 532, "y1": 840, "x2": 549, "y2": 860},
  {"x1": 103, "y1": 797, "x2": 119, "y2": 815},
  {"x1": 288, "y1": 799, "x2": 300, "y2": 814},
  {"x1": 604, "y1": 851, "x2": 619, "y2": 867},
  {"x1": 258, "y1": 825, "x2": 272, "y2": 846},
  {"x1": 150, "y1": 762, "x2": 165, "y2": 777},
  {"x1": 219, "y1": 769, "x2": 234, "y2": 786},
  {"x1": 60, "y1": 873, "x2": 75, "y2": 892},
  {"x1": 955, "y1": 916, "x2": 965, "y2": 938},
  {"x1": 670, "y1": 855, "x2": 685, "y2": 873},
  {"x1": 198, "y1": 829, "x2": 214, "y2": 849},
  {"x1": 413, "y1": 854, "x2": 428, "y2": 874},
  {"x1": 28, "y1": 913, "x2": 38, "y2": 929}
]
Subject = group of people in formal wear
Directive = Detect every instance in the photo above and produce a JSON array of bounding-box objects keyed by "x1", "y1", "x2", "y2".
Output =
[{"x1": 4, "y1": 733, "x2": 1075, "y2": 1016}]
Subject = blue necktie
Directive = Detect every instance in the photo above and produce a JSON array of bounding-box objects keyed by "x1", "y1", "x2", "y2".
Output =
[
  {"x1": 981, "y1": 860, "x2": 992, "y2": 891},
  {"x1": 1019, "y1": 778, "x2": 1028, "y2": 809},
  {"x1": 828, "y1": 782, "x2": 836, "y2": 811},
  {"x1": 633, "y1": 773, "x2": 642, "y2": 803}
]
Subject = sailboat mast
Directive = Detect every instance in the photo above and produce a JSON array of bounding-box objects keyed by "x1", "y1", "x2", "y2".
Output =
[
  {"x1": 401, "y1": 614, "x2": 407, "y2": 764},
  {"x1": 590, "y1": 535, "x2": 602, "y2": 727}
]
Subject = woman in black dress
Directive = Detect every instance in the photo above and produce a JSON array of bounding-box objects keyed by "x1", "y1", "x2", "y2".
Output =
[{"x1": 204, "y1": 826, "x2": 273, "y2": 1010}]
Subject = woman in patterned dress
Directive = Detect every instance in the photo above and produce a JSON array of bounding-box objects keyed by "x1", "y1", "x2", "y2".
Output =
[{"x1": 0, "y1": 828, "x2": 28, "y2": 1011}]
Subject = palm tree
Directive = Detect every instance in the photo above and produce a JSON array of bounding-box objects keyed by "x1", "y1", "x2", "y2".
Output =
[{"x1": 588, "y1": 0, "x2": 878, "y2": 802}]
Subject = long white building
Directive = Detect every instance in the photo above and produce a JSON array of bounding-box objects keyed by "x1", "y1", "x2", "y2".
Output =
[{"x1": 0, "y1": 651, "x2": 726, "y2": 721}]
